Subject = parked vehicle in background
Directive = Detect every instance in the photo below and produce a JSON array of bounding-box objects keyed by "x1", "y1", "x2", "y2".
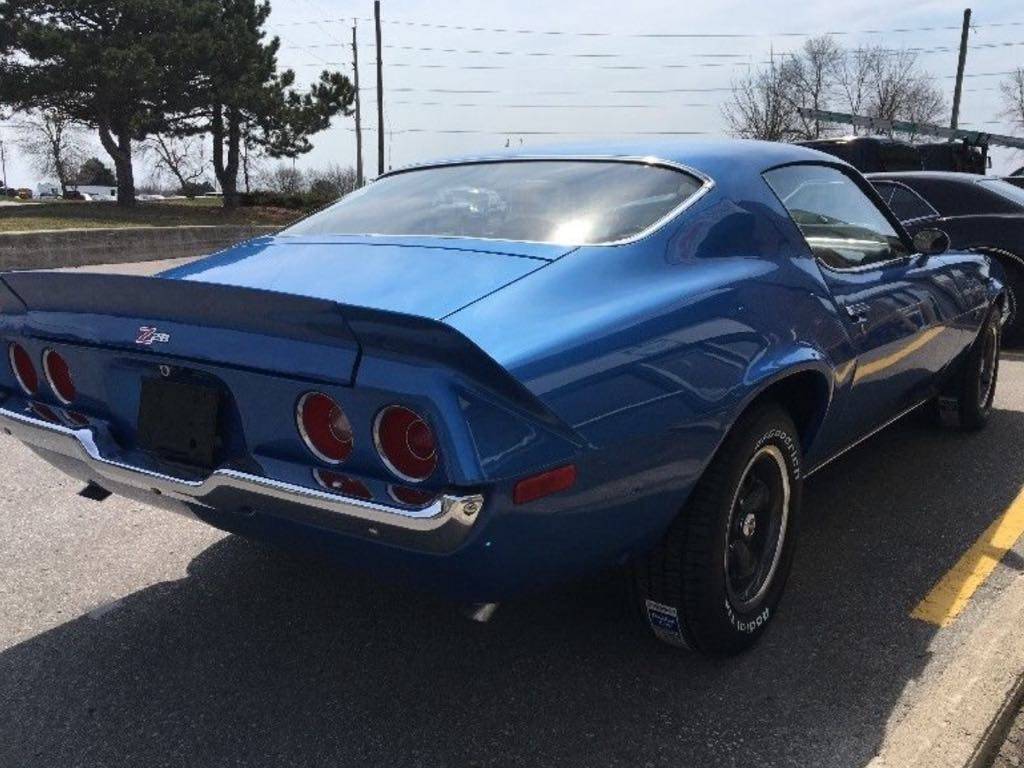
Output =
[
  {"x1": 918, "y1": 142, "x2": 987, "y2": 174},
  {"x1": 799, "y1": 136, "x2": 923, "y2": 173},
  {"x1": 15, "y1": 189, "x2": 33, "y2": 200},
  {"x1": 62, "y1": 190, "x2": 86, "y2": 201},
  {"x1": 36, "y1": 183, "x2": 60, "y2": 199},
  {"x1": 869, "y1": 171, "x2": 1024, "y2": 343},
  {"x1": 800, "y1": 137, "x2": 990, "y2": 175},
  {"x1": 74, "y1": 185, "x2": 117, "y2": 202},
  {"x1": 0, "y1": 141, "x2": 1006, "y2": 656}
]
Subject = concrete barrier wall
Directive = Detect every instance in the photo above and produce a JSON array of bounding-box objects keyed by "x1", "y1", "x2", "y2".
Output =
[{"x1": 0, "y1": 225, "x2": 280, "y2": 271}]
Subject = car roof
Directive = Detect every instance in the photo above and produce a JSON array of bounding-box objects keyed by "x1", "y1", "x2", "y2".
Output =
[{"x1": 386, "y1": 138, "x2": 845, "y2": 180}]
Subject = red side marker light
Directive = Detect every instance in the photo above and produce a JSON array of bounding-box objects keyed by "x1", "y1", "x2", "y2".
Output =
[{"x1": 513, "y1": 464, "x2": 577, "y2": 505}]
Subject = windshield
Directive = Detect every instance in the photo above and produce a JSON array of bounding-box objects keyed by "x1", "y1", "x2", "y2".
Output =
[
  {"x1": 283, "y1": 160, "x2": 705, "y2": 245},
  {"x1": 977, "y1": 178, "x2": 1024, "y2": 208}
]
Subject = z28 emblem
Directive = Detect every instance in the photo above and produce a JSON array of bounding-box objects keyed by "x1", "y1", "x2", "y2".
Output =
[{"x1": 135, "y1": 326, "x2": 171, "y2": 346}]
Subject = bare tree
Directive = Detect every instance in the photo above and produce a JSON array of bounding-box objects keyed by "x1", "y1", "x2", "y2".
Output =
[
  {"x1": 15, "y1": 108, "x2": 84, "y2": 195},
  {"x1": 141, "y1": 133, "x2": 208, "y2": 194},
  {"x1": 866, "y1": 48, "x2": 945, "y2": 138},
  {"x1": 727, "y1": 40, "x2": 946, "y2": 143},
  {"x1": 1001, "y1": 68, "x2": 1024, "y2": 132},
  {"x1": 262, "y1": 163, "x2": 305, "y2": 195},
  {"x1": 723, "y1": 55, "x2": 799, "y2": 141},
  {"x1": 835, "y1": 46, "x2": 945, "y2": 138},
  {"x1": 306, "y1": 164, "x2": 357, "y2": 199},
  {"x1": 834, "y1": 46, "x2": 876, "y2": 135},
  {"x1": 724, "y1": 36, "x2": 843, "y2": 141},
  {"x1": 785, "y1": 36, "x2": 844, "y2": 140}
]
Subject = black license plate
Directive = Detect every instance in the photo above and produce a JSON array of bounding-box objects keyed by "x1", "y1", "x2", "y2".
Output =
[{"x1": 137, "y1": 378, "x2": 221, "y2": 469}]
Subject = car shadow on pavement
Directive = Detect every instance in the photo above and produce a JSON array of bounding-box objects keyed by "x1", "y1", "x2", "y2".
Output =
[{"x1": 2, "y1": 410, "x2": 1024, "y2": 768}]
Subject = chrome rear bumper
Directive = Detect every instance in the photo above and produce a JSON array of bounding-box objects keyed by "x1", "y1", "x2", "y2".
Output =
[{"x1": 0, "y1": 406, "x2": 484, "y2": 553}]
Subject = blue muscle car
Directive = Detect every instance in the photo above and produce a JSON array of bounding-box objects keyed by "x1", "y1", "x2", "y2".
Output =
[{"x1": 0, "y1": 140, "x2": 1007, "y2": 655}]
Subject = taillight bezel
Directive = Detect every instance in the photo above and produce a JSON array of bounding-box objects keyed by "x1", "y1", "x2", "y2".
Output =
[
  {"x1": 373, "y1": 404, "x2": 439, "y2": 483},
  {"x1": 8, "y1": 342, "x2": 38, "y2": 395},
  {"x1": 42, "y1": 348, "x2": 76, "y2": 405},
  {"x1": 296, "y1": 391, "x2": 354, "y2": 465}
]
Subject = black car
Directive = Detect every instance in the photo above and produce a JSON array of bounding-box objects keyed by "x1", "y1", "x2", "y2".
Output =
[{"x1": 869, "y1": 171, "x2": 1024, "y2": 342}]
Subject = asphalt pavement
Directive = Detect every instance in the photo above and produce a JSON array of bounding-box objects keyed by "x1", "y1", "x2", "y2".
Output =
[{"x1": 1, "y1": 259, "x2": 1023, "y2": 767}]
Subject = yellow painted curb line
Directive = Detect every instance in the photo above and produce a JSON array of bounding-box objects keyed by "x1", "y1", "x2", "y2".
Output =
[{"x1": 912, "y1": 485, "x2": 1024, "y2": 627}]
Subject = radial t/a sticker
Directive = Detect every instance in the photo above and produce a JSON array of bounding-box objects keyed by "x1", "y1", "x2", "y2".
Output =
[{"x1": 645, "y1": 600, "x2": 689, "y2": 648}]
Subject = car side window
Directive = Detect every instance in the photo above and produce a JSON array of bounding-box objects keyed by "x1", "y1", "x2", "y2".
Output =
[
  {"x1": 872, "y1": 182, "x2": 938, "y2": 222},
  {"x1": 765, "y1": 165, "x2": 909, "y2": 270}
]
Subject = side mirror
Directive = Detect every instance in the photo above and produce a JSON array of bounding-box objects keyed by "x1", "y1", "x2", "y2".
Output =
[{"x1": 913, "y1": 229, "x2": 950, "y2": 257}]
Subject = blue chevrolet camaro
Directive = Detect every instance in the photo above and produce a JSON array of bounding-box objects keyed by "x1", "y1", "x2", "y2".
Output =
[{"x1": 0, "y1": 140, "x2": 1007, "y2": 655}]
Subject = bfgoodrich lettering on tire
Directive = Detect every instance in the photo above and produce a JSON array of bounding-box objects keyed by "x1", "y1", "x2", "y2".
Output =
[{"x1": 634, "y1": 403, "x2": 802, "y2": 655}]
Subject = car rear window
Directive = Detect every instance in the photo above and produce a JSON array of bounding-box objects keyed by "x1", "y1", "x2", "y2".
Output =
[
  {"x1": 872, "y1": 182, "x2": 938, "y2": 222},
  {"x1": 283, "y1": 160, "x2": 706, "y2": 245}
]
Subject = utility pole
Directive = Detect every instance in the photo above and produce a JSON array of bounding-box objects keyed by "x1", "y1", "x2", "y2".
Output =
[
  {"x1": 352, "y1": 23, "x2": 364, "y2": 187},
  {"x1": 0, "y1": 139, "x2": 6, "y2": 191},
  {"x1": 374, "y1": 0, "x2": 385, "y2": 176},
  {"x1": 950, "y1": 8, "x2": 972, "y2": 130}
]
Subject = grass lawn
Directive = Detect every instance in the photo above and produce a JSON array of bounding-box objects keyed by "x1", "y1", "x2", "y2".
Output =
[{"x1": 0, "y1": 198, "x2": 302, "y2": 234}]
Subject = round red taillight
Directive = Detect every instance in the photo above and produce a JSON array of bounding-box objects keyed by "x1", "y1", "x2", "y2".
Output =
[
  {"x1": 314, "y1": 469, "x2": 371, "y2": 500},
  {"x1": 297, "y1": 392, "x2": 353, "y2": 464},
  {"x1": 43, "y1": 349, "x2": 75, "y2": 404},
  {"x1": 374, "y1": 405, "x2": 438, "y2": 482},
  {"x1": 388, "y1": 484, "x2": 438, "y2": 508},
  {"x1": 9, "y1": 343, "x2": 38, "y2": 395}
]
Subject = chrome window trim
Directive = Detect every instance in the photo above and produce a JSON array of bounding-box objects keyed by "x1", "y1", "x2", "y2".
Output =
[{"x1": 280, "y1": 156, "x2": 715, "y2": 248}]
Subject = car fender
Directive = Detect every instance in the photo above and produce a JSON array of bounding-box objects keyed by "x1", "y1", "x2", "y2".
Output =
[{"x1": 733, "y1": 344, "x2": 836, "y2": 454}]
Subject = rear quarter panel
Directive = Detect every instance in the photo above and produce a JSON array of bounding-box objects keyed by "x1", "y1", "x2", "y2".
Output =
[{"x1": 446, "y1": 170, "x2": 852, "y2": 558}]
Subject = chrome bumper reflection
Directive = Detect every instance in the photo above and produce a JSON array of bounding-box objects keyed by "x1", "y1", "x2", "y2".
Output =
[{"x1": 0, "y1": 406, "x2": 484, "y2": 553}]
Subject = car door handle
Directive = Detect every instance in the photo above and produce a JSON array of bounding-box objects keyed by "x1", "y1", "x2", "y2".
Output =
[{"x1": 845, "y1": 302, "x2": 871, "y2": 324}]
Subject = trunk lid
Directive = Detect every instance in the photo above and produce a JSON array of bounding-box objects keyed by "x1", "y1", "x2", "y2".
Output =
[{"x1": 159, "y1": 235, "x2": 568, "y2": 320}]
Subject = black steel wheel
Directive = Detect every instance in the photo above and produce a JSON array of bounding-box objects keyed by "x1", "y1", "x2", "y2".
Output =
[
  {"x1": 942, "y1": 307, "x2": 1002, "y2": 431},
  {"x1": 634, "y1": 403, "x2": 802, "y2": 656}
]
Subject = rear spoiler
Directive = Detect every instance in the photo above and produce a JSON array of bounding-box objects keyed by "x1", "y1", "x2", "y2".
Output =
[{"x1": 0, "y1": 271, "x2": 580, "y2": 444}]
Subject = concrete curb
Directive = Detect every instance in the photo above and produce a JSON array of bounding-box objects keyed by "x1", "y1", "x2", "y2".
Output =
[
  {"x1": 0, "y1": 225, "x2": 279, "y2": 271},
  {"x1": 967, "y1": 672, "x2": 1024, "y2": 768},
  {"x1": 866, "y1": 571, "x2": 1024, "y2": 768}
]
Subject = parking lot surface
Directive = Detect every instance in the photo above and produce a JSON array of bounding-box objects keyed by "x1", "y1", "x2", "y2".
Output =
[{"x1": 1, "y1": 261, "x2": 1023, "y2": 768}]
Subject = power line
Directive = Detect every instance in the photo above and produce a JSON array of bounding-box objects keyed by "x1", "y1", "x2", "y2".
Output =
[
  {"x1": 284, "y1": 39, "x2": 1024, "y2": 60},
  {"x1": 271, "y1": 15, "x2": 1024, "y2": 39}
]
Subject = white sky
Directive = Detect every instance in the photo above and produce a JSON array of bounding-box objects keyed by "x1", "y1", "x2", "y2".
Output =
[{"x1": 2, "y1": 0, "x2": 1023, "y2": 187}]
